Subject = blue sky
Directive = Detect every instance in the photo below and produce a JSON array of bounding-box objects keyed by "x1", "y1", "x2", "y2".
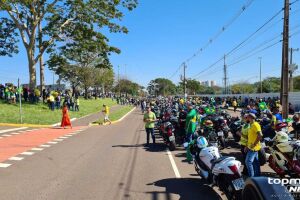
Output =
[{"x1": 1, "y1": 0, "x2": 300, "y2": 87}]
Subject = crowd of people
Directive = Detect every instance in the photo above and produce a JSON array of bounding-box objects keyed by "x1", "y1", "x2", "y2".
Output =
[{"x1": 141, "y1": 95, "x2": 299, "y2": 179}]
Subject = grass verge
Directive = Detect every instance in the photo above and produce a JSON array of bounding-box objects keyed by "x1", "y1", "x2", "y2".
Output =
[
  {"x1": 94, "y1": 106, "x2": 134, "y2": 125},
  {"x1": 0, "y1": 98, "x2": 116, "y2": 125}
]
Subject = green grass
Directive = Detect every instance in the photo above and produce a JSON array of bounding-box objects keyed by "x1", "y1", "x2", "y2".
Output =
[
  {"x1": 94, "y1": 105, "x2": 133, "y2": 124},
  {"x1": 0, "y1": 98, "x2": 117, "y2": 125}
]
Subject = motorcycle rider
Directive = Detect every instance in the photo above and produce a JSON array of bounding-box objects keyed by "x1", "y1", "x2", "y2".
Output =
[
  {"x1": 143, "y1": 106, "x2": 157, "y2": 145},
  {"x1": 245, "y1": 113, "x2": 262, "y2": 177}
]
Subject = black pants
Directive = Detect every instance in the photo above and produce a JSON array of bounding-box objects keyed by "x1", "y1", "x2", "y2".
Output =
[
  {"x1": 145, "y1": 128, "x2": 155, "y2": 144},
  {"x1": 234, "y1": 106, "x2": 237, "y2": 112}
]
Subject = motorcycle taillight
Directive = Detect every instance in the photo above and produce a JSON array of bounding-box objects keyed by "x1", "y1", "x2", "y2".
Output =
[
  {"x1": 229, "y1": 165, "x2": 240, "y2": 175},
  {"x1": 167, "y1": 128, "x2": 173, "y2": 136}
]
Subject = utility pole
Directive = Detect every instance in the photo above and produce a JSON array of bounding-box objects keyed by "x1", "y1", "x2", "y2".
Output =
[
  {"x1": 281, "y1": 0, "x2": 290, "y2": 119},
  {"x1": 259, "y1": 57, "x2": 262, "y2": 94},
  {"x1": 183, "y1": 63, "x2": 187, "y2": 100},
  {"x1": 223, "y1": 55, "x2": 228, "y2": 94},
  {"x1": 289, "y1": 48, "x2": 299, "y2": 92},
  {"x1": 118, "y1": 65, "x2": 121, "y2": 97}
]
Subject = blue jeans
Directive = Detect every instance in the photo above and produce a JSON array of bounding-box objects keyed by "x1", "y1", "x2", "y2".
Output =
[
  {"x1": 145, "y1": 128, "x2": 155, "y2": 144},
  {"x1": 245, "y1": 150, "x2": 261, "y2": 177}
]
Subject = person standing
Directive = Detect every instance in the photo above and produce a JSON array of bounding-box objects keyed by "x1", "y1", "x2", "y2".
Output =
[
  {"x1": 232, "y1": 99, "x2": 238, "y2": 112},
  {"x1": 61, "y1": 102, "x2": 72, "y2": 129},
  {"x1": 238, "y1": 114, "x2": 250, "y2": 176},
  {"x1": 102, "y1": 104, "x2": 112, "y2": 125},
  {"x1": 245, "y1": 113, "x2": 262, "y2": 177},
  {"x1": 75, "y1": 97, "x2": 80, "y2": 111},
  {"x1": 185, "y1": 104, "x2": 197, "y2": 143},
  {"x1": 49, "y1": 94, "x2": 55, "y2": 111},
  {"x1": 143, "y1": 106, "x2": 156, "y2": 145}
]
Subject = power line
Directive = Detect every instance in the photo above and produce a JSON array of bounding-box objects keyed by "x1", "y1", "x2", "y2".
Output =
[
  {"x1": 169, "y1": 0, "x2": 255, "y2": 80},
  {"x1": 191, "y1": 4, "x2": 299, "y2": 79},
  {"x1": 184, "y1": 0, "x2": 255, "y2": 64}
]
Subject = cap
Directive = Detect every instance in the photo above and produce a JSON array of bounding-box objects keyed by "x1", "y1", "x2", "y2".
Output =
[{"x1": 248, "y1": 113, "x2": 256, "y2": 119}]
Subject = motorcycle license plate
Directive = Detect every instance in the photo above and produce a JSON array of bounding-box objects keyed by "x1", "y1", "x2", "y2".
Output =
[
  {"x1": 169, "y1": 136, "x2": 175, "y2": 141},
  {"x1": 232, "y1": 178, "x2": 245, "y2": 191},
  {"x1": 217, "y1": 131, "x2": 224, "y2": 136}
]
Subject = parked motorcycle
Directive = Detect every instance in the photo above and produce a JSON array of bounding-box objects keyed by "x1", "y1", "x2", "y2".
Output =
[
  {"x1": 264, "y1": 131, "x2": 300, "y2": 178},
  {"x1": 158, "y1": 120, "x2": 177, "y2": 151},
  {"x1": 190, "y1": 136, "x2": 244, "y2": 199}
]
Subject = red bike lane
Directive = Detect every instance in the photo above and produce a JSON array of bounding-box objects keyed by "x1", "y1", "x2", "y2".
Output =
[{"x1": 0, "y1": 126, "x2": 85, "y2": 163}]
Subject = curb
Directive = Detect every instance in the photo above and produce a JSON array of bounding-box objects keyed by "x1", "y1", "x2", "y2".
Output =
[
  {"x1": 111, "y1": 107, "x2": 136, "y2": 124},
  {"x1": 51, "y1": 118, "x2": 77, "y2": 127},
  {"x1": 91, "y1": 107, "x2": 136, "y2": 126}
]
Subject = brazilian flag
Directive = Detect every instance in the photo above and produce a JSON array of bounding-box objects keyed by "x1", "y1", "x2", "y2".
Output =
[{"x1": 259, "y1": 102, "x2": 268, "y2": 111}]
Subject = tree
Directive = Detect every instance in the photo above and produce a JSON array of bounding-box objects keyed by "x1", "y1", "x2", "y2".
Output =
[
  {"x1": 293, "y1": 75, "x2": 300, "y2": 91},
  {"x1": 231, "y1": 82, "x2": 255, "y2": 94},
  {"x1": 115, "y1": 79, "x2": 140, "y2": 96},
  {"x1": 255, "y1": 77, "x2": 281, "y2": 93},
  {"x1": 0, "y1": 0, "x2": 137, "y2": 90},
  {"x1": 147, "y1": 78, "x2": 176, "y2": 96},
  {"x1": 185, "y1": 79, "x2": 201, "y2": 95}
]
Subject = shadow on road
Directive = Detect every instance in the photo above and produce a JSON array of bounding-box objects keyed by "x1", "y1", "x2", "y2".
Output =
[
  {"x1": 111, "y1": 142, "x2": 167, "y2": 152},
  {"x1": 146, "y1": 178, "x2": 222, "y2": 200}
]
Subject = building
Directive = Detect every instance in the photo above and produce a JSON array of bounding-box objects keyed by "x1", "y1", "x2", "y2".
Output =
[{"x1": 211, "y1": 80, "x2": 217, "y2": 87}]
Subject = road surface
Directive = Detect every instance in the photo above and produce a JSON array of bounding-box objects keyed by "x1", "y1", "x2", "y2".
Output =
[{"x1": 0, "y1": 109, "x2": 275, "y2": 200}]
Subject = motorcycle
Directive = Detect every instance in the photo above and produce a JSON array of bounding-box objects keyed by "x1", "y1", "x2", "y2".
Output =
[
  {"x1": 158, "y1": 119, "x2": 177, "y2": 151},
  {"x1": 264, "y1": 131, "x2": 300, "y2": 178},
  {"x1": 190, "y1": 136, "x2": 244, "y2": 200},
  {"x1": 229, "y1": 117, "x2": 242, "y2": 142},
  {"x1": 200, "y1": 119, "x2": 226, "y2": 149}
]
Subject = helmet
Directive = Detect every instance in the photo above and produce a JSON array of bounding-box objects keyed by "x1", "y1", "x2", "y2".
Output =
[
  {"x1": 205, "y1": 120, "x2": 213, "y2": 127},
  {"x1": 196, "y1": 136, "x2": 208, "y2": 149},
  {"x1": 274, "y1": 131, "x2": 289, "y2": 143},
  {"x1": 275, "y1": 122, "x2": 288, "y2": 132}
]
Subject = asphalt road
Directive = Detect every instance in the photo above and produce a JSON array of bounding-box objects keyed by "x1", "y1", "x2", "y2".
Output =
[{"x1": 0, "y1": 108, "x2": 275, "y2": 200}]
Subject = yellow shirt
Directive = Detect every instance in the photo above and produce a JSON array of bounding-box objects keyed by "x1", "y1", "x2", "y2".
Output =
[
  {"x1": 103, "y1": 106, "x2": 109, "y2": 115},
  {"x1": 232, "y1": 100, "x2": 237, "y2": 107},
  {"x1": 247, "y1": 121, "x2": 262, "y2": 151}
]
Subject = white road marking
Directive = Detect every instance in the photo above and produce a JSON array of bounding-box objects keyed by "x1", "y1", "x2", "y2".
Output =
[
  {"x1": 0, "y1": 163, "x2": 11, "y2": 168},
  {"x1": 0, "y1": 127, "x2": 27, "y2": 134},
  {"x1": 48, "y1": 141, "x2": 58, "y2": 144},
  {"x1": 2, "y1": 134, "x2": 11, "y2": 137},
  {"x1": 40, "y1": 144, "x2": 51, "y2": 148},
  {"x1": 20, "y1": 152, "x2": 35, "y2": 155},
  {"x1": 9, "y1": 157, "x2": 24, "y2": 161},
  {"x1": 0, "y1": 137, "x2": 3, "y2": 139},
  {"x1": 11, "y1": 132, "x2": 20, "y2": 135},
  {"x1": 31, "y1": 148, "x2": 43, "y2": 151},
  {"x1": 53, "y1": 139, "x2": 64, "y2": 141},
  {"x1": 64, "y1": 135, "x2": 73, "y2": 137},
  {"x1": 59, "y1": 136, "x2": 68, "y2": 139},
  {"x1": 166, "y1": 150, "x2": 181, "y2": 178}
]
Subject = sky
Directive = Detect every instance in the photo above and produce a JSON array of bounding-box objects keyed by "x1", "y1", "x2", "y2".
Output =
[{"x1": 0, "y1": 0, "x2": 300, "y2": 88}]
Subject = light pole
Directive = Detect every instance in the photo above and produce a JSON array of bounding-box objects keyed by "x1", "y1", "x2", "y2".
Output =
[{"x1": 258, "y1": 57, "x2": 262, "y2": 94}]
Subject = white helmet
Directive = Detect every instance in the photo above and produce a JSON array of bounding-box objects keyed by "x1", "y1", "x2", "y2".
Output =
[
  {"x1": 274, "y1": 131, "x2": 289, "y2": 143},
  {"x1": 196, "y1": 136, "x2": 208, "y2": 149}
]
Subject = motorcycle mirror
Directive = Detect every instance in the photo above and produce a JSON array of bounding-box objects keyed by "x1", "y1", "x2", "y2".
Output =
[{"x1": 183, "y1": 142, "x2": 189, "y2": 148}]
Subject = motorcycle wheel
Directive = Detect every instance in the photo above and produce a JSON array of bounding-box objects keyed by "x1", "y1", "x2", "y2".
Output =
[
  {"x1": 169, "y1": 141, "x2": 176, "y2": 151},
  {"x1": 219, "y1": 136, "x2": 226, "y2": 148},
  {"x1": 218, "y1": 175, "x2": 242, "y2": 200}
]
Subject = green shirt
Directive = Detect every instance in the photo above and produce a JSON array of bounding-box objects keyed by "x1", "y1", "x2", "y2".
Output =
[
  {"x1": 186, "y1": 109, "x2": 197, "y2": 134},
  {"x1": 239, "y1": 123, "x2": 250, "y2": 146},
  {"x1": 144, "y1": 111, "x2": 156, "y2": 128}
]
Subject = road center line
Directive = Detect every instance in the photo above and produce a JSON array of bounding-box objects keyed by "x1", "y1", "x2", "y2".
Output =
[{"x1": 166, "y1": 150, "x2": 181, "y2": 178}]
